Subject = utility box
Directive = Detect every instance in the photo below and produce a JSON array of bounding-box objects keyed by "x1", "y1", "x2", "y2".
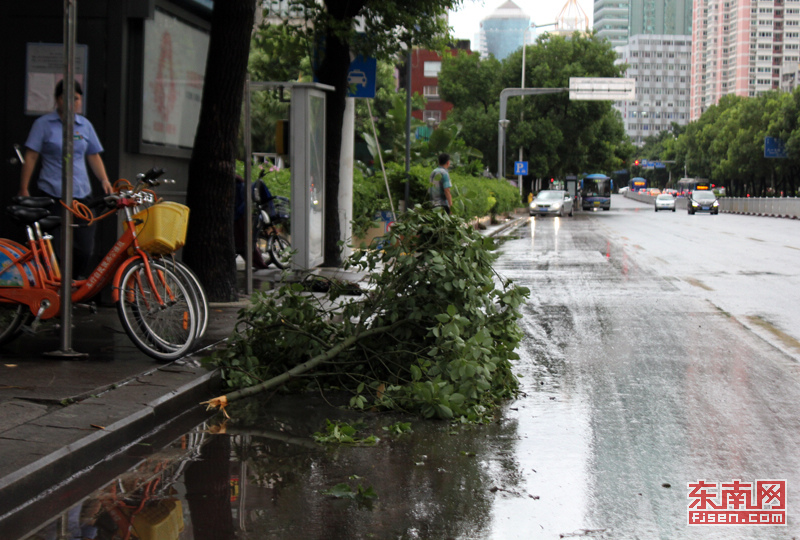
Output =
[{"x1": 289, "y1": 84, "x2": 331, "y2": 270}]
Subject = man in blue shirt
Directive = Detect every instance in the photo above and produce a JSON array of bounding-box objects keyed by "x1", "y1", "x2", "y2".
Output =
[
  {"x1": 429, "y1": 153, "x2": 453, "y2": 214},
  {"x1": 19, "y1": 80, "x2": 112, "y2": 277}
]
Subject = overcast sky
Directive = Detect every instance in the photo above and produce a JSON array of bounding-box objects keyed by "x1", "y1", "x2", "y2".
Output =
[{"x1": 447, "y1": 0, "x2": 595, "y2": 47}]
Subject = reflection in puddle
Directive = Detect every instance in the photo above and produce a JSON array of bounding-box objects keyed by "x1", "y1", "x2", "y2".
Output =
[{"x1": 19, "y1": 393, "x2": 536, "y2": 540}]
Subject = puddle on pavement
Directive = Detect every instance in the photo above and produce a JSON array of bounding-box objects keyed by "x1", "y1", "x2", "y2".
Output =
[{"x1": 15, "y1": 391, "x2": 538, "y2": 540}]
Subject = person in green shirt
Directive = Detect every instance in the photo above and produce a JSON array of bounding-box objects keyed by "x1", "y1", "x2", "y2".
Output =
[{"x1": 429, "y1": 153, "x2": 452, "y2": 214}]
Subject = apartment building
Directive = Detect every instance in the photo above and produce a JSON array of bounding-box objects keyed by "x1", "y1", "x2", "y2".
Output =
[
  {"x1": 691, "y1": 0, "x2": 800, "y2": 119},
  {"x1": 595, "y1": 0, "x2": 692, "y2": 46},
  {"x1": 615, "y1": 35, "x2": 693, "y2": 144}
]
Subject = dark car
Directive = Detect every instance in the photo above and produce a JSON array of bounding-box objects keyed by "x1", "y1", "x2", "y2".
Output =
[{"x1": 687, "y1": 190, "x2": 719, "y2": 214}]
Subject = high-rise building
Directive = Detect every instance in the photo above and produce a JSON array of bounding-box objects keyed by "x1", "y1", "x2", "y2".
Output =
[
  {"x1": 690, "y1": 0, "x2": 800, "y2": 120},
  {"x1": 629, "y1": 0, "x2": 693, "y2": 35},
  {"x1": 594, "y1": 0, "x2": 631, "y2": 46},
  {"x1": 614, "y1": 35, "x2": 693, "y2": 145},
  {"x1": 479, "y1": 1, "x2": 531, "y2": 60},
  {"x1": 595, "y1": 0, "x2": 692, "y2": 46}
]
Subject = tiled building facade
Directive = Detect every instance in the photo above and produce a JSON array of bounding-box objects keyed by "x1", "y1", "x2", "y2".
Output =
[
  {"x1": 615, "y1": 35, "x2": 693, "y2": 144},
  {"x1": 690, "y1": 0, "x2": 800, "y2": 119}
]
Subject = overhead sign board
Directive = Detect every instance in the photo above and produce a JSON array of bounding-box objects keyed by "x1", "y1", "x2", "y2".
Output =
[{"x1": 569, "y1": 77, "x2": 635, "y2": 101}]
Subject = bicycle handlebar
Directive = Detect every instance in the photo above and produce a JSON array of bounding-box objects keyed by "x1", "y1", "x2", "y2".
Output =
[{"x1": 137, "y1": 167, "x2": 166, "y2": 185}]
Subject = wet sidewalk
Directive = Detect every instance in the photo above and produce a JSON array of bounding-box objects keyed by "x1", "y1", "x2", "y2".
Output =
[{"x1": 0, "y1": 213, "x2": 526, "y2": 529}]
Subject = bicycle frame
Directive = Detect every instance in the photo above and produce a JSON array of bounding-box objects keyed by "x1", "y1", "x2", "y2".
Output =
[{"x1": 0, "y1": 197, "x2": 167, "y2": 321}]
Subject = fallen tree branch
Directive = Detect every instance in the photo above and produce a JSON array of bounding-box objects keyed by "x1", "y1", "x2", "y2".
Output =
[{"x1": 203, "y1": 319, "x2": 406, "y2": 413}]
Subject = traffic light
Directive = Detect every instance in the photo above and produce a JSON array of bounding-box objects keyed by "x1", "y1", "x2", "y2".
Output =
[{"x1": 633, "y1": 159, "x2": 640, "y2": 166}]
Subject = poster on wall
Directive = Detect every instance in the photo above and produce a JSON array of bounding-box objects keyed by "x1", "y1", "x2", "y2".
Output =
[
  {"x1": 25, "y1": 43, "x2": 89, "y2": 116},
  {"x1": 142, "y1": 9, "x2": 209, "y2": 149}
]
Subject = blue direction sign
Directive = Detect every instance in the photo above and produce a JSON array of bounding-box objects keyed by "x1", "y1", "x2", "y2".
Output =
[
  {"x1": 347, "y1": 56, "x2": 376, "y2": 99},
  {"x1": 514, "y1": 161, "x2": 529, "y2": 175},
  {"x1": 765, "y1": 137, "x2": 788, "y2": 158}
]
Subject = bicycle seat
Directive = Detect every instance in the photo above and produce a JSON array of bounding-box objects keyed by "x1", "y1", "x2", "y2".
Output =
[
  {"x1": 6, "y1": 205, "x2": 50, "y2": 224},
  {"x1": 11, "y1": 196, "x2": 55, "y2": 208},
  {"x1": 38, "y1": 215, "x2": 62, "y2": 232}
]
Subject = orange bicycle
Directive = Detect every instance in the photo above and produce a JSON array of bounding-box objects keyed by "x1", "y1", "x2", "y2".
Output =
[{"x1": 0, "y1": 168, "x2": 203, "y2": 361}]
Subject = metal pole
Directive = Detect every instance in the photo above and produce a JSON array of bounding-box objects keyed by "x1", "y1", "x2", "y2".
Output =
[
  {"x1": 244, "y1": 76, "x2": 253, "y2": 295},
  {"x1": 404, "y1": 45, "x2": 412, "y2": 212},
  {"x1": 519, "y1": 26, "x2": 526, "y2": 199},
  {"x1": 498, "y1": 87, "x2": 567, "y2": 181},
  {"x1": 58, "y1": 0, "x2": 77, "y2": 355}
]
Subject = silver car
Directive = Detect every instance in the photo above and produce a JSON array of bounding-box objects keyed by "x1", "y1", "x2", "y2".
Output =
[
  {"x1": 654, "y1": 194, "x2": 676, "y2": 212},
  {"x1": 530, "y1": 190, "x2": 573, "y2": 217}
]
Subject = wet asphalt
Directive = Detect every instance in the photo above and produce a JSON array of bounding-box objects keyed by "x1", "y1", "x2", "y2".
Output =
[
  {"x1": 6, "y1": 200, "x2": 800, "y2": 539},
  {"x1": 0, "y1": 215, "x2": 524, "y2": 538}
]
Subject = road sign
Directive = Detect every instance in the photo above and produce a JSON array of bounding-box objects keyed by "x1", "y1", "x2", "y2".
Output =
[
  {"x1": 569, "y1": 77, "x2": 635, "y2": 101},
  {"x1": 514, "y1": 161, "x2": 529, "y2": 175},
  {"x1": 347, "y1": 56, "x2": 376, "y2": 99},
  {"x1": 764, "y1": 137, "x2": 788, "y2": 158}
]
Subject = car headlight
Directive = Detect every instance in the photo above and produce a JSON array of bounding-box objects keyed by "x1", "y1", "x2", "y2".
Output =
[
  {"x1": 691, "y1": 201, "x2": 699, "y2": 207},
  {"x1": 552, "y1": 202, "x2": 562, "y2": 209},
  {"x1": 713, "y1": 200, "x2": 719, "y2": 207}
]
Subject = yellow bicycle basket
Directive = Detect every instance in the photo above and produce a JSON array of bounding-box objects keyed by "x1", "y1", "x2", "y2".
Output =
[{"x1": 133, "y1": 202, "x2": 190, "y2": 254}]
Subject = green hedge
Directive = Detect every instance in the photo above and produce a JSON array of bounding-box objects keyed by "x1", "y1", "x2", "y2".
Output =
[
  {"x1": 238, "y1": 161, "x2": 521, "y2": 239},
  {"x1": 352, "y1": 162, "x2": 521, "y2": 237}
]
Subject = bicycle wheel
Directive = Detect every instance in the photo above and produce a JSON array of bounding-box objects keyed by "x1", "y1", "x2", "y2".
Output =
[
  {"x1": 116, "y1": 260, "x2": 197, "y2": 362},
  {"x1": 155, "y1": 258, "x2": 208, "y2": 341},
  {"x1": 0, "y1": 303, "x2": 29, "y2": 346},
  {"x1": 268, "y1": 233, "x2": 291, "y2": 269},
  {"x1": 254, "y1": 229, "x2": 272, "y2": 269}
]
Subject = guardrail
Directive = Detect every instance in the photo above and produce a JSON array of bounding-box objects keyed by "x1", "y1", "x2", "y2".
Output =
[{"x1": 623, "y1": 192, "x2": 800, "y2": 218}]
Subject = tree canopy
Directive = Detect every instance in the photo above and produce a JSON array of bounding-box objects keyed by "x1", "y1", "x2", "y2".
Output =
[{"x1": 438, "y1": 33, "x2": 632, "y2": 180}]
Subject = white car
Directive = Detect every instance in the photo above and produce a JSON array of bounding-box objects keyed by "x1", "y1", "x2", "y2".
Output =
[
  {"x1": 654, "y1": 194, "x2": 676, "y2": 212},
  {"x1": 530, "y1": 190, "x2": 573, "y2": 217},
  {"x1": 619, "y1": 186, "x2": 630, "y2": 194}
]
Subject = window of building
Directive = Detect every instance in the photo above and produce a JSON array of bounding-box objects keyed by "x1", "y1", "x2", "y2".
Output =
[
  {"x1": 423, "y1": 85, "x2": 439, "y2": 97},
  {"x1": 423, "y1": 61, "x2": 441, "y2": 77},
  {"x1": 423, "y1": 110, "x2": 441, "y2": 122}
]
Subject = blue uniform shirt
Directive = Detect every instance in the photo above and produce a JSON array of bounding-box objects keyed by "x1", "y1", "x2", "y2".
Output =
[{"x1": 24, "y1": 111, "x2": 104, "y2": 199}]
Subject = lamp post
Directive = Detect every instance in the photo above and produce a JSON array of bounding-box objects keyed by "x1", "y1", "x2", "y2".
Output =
[
  {"x1": 498, "y1": 119, "x2": 510, "y2": 179},
  {"x1": 518, "y1": 22, "x2": 556, "y2": 196}
]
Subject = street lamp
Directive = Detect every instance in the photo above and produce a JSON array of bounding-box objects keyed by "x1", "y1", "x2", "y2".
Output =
[
  {"x1": 518, "y1": 22, "x2": 556, "y2": 195},
  {"x1": 498, "y1": 119, "x2": 510, "y2": 179}
]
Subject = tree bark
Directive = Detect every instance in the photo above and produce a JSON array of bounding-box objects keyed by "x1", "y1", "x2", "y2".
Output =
[
  {"x1": 184, "y1": 435, "x2": 236, "y2": 540},
  {"x1": 183, "y1": 0, "x2": 256, "y2": 301},
  {"x1": 317, "y1": 0, "x2": 367, "y2": 267}
]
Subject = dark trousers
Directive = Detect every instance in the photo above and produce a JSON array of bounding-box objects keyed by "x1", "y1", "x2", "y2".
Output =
[{"x1": 34, "y1": 187, "x2": 96, "y2": 279}]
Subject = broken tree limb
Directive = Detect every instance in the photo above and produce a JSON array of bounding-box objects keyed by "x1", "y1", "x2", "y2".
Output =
[{"x1": 202, "y1": 320, "x2": 406, "y2": 413}]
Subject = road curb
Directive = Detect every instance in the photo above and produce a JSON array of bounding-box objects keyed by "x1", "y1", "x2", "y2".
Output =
[{"x1": 0, "y1": 366, "x2": 221, "y2": 521}]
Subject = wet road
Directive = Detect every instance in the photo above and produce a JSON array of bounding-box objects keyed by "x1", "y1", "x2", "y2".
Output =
[
  {"x1": 496, "y1": 195, "x2": 800, "y2": 538},
  {"x1": 17, "y1": 195, "x2": 800, "y2": 539}
]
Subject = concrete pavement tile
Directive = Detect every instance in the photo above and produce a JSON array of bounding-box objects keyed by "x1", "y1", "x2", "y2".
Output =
[
  {"x1": 27, "y1": 400, "x2": 143, "y2": 431},
  {"x1": 0, "y1": 400, "x2": 50, "y2": 433}
]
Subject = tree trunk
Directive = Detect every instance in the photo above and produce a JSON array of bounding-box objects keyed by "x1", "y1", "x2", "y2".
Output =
[
  {"x1": 184, "y1": 435, "x2": 236, "y2": 540},
  {"x1": 317, "y1": 0, "x2": 367, "y2": 267},
  {"x1": 183, "y1": 0, "x2": 256, "y2": 301},
  {"x1": 317, "y1": 35, "x2": 349, "y2": 267}
]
